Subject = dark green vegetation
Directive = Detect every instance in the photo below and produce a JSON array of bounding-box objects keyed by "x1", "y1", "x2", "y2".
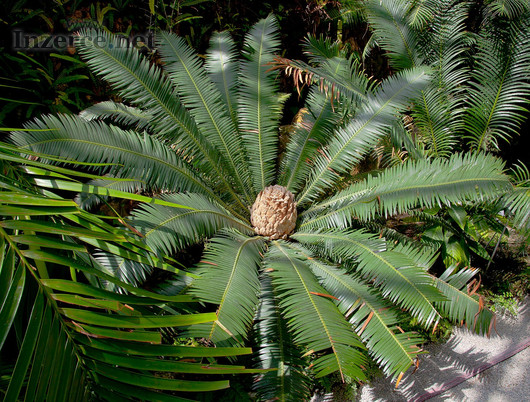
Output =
[{"x1": 1, "y1": 0, "x2": 529, "y2": 400}]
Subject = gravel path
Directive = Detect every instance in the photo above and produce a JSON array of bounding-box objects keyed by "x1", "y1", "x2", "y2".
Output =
[{"x1": 357, "y1": 298, "x2": 530, "y2": 402}]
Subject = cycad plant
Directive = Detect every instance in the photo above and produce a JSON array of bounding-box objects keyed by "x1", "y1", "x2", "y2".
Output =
[{"x1": 11, "y1": 15, "x2": 515, "y2": 399}]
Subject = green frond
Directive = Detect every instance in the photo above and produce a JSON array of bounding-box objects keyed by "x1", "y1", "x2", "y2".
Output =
[
  {"x1": 297, "y1": 67, "x2": 431, "y2": 206},
  {"x1": 75, "y1": 177, "x2": 147, "y2": 210},
  {"x1": 74, "y1": 29, "x2": 243, "y2": 208},
  {"x1": 407, "y1": 0, "x2": 440, "y2": 28},
  {"x1": 188, "y1": 231, "x2": 264, "y2": 346},
  {"x1": 365, "y1": 0, "x2": 422, "y2": 69},
  {"x1": 503, "y1": 186, "x2": 530, "y2": 231},
  {"x1": 303, "y1": 252, "x2": 424, "y2": 380},
  {"x1": 75, "y1": 29, "x2": 203, "y2": 153},
  {"x1": 205, "y1": 31, "x2": 240, "y2": 126},
  {"x1": 463, "y1": 22, "x2": 530, "y2": 152},
  {"x1": 434, "y1": 266, "x2": 494, "y2": 335},
  {"x1": 302, "y1": 36, "x2": 344, "y2": 64},
  {"x1": 157, "y1": 31, "x2": 252, "y2": 205},
  {"x1": 131, "y1": 193, "x2": 252, "y2": 257},
  {"x1": 300, "y1": 153, "x2": 510, "y2": 229},
  {"x1": 10, "y1": 114, "x2": 226, "y2": 206},
  {"x1": 265, "y1": 242, "x2": 367, "y2": 381},
  {"x1": 253, "y1": 276, "x2": 311, "y2": 401},
  {"x1": 239, "y1": 14, "x2": 282, "y2": 191},
  {"x1": 410, "y1": 1, "x2": 471, "y2": 157},
  {"x1": 278, "y1": 88, "x2": 341, "y2": 192},
  {"x1": 277, "y1": 54, "x2": 370, "y2": 104},
  {"x1": 485, "y1": 0, "x2": 530, "y2": 19},
  {"x1": 292, "y1": 229, "x2": 443, "y2": 327},
  {"x1": 79, "y1": 101, "x2": 153, "y2": 130}
]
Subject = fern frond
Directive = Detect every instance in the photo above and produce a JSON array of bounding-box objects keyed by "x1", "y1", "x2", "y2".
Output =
[
  {"x1": 303, "y1": 253, "x2": 424, "y2": 380},
  {"x1": 130, "y1": 193, "x2": 252, "y2": 256},
  {"x1": 292, "y1": 229, "x2": 443, "y2": 327},
  {"x1": 278, "y1": 88, "x2": 341, "y2": 193},
  {"x1": 79, "y1": 101, "x2": 152, "y2": 130},
  {"x1": 188, "y1": 231, "x2": 265, "y2": 346},
  {"x1": 205, "y1": 31, "x2": 240, "y2": 126},
  {"x1": 239, "y1": 14, "x2": 282, "y2": 192},
  {"x1": 10, "y1": 114, "x2": 231, "y2": 210},
  {"x1": 253, "y1": 276, "x2": 311, "y2": 401},
  {"x1": 297, "y1": 67, "x2": 430, "y2": 206},
  {"x1": 266, "y1": 242, "x2": 367, "y2": 381},
  {"x1": 365, "y1": 0, "x2": 422, "y2": 70},
  {"x1": 157, "y1": 32, "x2": 252, "y2": 205},
  {"x1": 434, "y1": 266, "x2": 494, "y2": 335},
  {"x1": 75, "y1": 29, "x2": 244, "y2": 208},
  {"x1": 300, "y1": 153, "x2": 510, "y2": 229},
  {"x1": 464, "y1": 22, "x2": 530, "y2": 152}
]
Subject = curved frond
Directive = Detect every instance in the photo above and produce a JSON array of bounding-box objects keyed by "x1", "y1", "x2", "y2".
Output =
[
  {"x1": 297, "y1": 67, "x2": 431, "y2": 206},
  {"x1": 303, "y1": 252, "x2": 423, "y2": 380},
  {"x1": 188, "y1": 231, "x2": 265, "y2": 346},
  {"x1": 410, "y1": 2, "x2": 470, "y2": 157},
  {"x1": 265, "y1": 242, "x2": 367, "y2": 381},
  {"x1": 434, "y1": 266, "x2": 494, "y2": 335},
  {"x1": 503, "y1": 185, "x2": 530, "y2": 231},
  {"x1": 292, "y1": 230, "x2": 443, "y2": 327},
  {"x1": 485, "y1": 0, "x2": 530, "y2": 19},
  {"x1": 253, "y1": 276, "x2": 311, "y2": 401},
  {"x1": 365, "y1": 0, "x2": 422, "y2": 70},
  {"x1": 157, "y1": 31, "x2": 252, "y2": 205},
  {"x1": 239, "y1": 14, "x2": 282, "y2": 192},
  {"x1": 74, "y1": 29, "x2": 244, "y2": 208},
  {"x1": 300, "y1": 153, "x2": 511, "y2": 229},
  {"x1": 131, "y1": 193, "x2": 252, "y2": 257},
  {"x1": 0, "y1": 160, "x2": 258, "y2": 400},
  {"x1": 463, "y1": 22, "x2": 530, "y2": 152},
  {"x1": 278, "y1": 88, "x2": 340, "y2": 192},
  {"x1": 10, "y1": 114, "x2": 226, "y2": 205},
  {"x1": 205, "y1": 31, "x2": 240, "y2": 125},
  {"x1": 79, "y1": 101, "x2": 153, "y2": 130}
]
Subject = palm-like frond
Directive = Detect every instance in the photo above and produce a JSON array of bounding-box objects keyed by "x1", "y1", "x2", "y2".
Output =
[
  {"x1": 273, "y1": 53, "x2": 370, "y2": 104},
  {"x1": 278, "y1": 88, "x2": 341, "y2": 193},
  {"x1": 79, "y1": 101, "x2": 153, "y2": 130},
  {"x1": 11, "y1": 114, "x2": 223, "y2": 205},
  {"x1": 293, "y1": 230, "x2": 443, "y2": 326},
  {"x1": 74, "y1": 29, "x2": 244, "y2": 208},
  {"x1": 205, "y1": 31, "x2": 240, "y2": 125},
  {"x1": 300, "y1": 153, "x2": 511, "y2": 229},
  {"x1": 297, "y1": 67, "x2": 430, "y2": 206},
  {"x1": 188, "y1": 231, "x2": 265, "y2": 346},
  {"x1": 253, "y1": 276, "x2": 311, "y2": 401},
  {"x1": 157, "y1": 32, "x2": 252, "y2": 205},
  {"x1": 365, "y1": 0, "x2": 422, "y2": 70},
  {"x1": 409, "y1": 1, "x2": 470, "y2": 157},
  {"x1": 239, "y1": 14, "x2": 283, "y2": 191},
  {"x1": 303, "y1": 252, "x2": 423, "y2": 380},
  {"x1": 463, "y1": 22, "x2": 530, "y2": 152},
  {"x1": 131, "y1": 193, "x2": 252, "y2": 257},
  {"x1": 485, "y1": 0, "x2": 530, "y2": 19},
  {"x1": 265, "y1": 242, "x2": 367, "y2": 381},
  {"x1": 434, "y1": 266, "x2": 494, "y2": 335}
]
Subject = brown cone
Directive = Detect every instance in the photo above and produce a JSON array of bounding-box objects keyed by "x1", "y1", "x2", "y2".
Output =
[{"x1": 250, "y1": 185, "x2": 297, "y2": 240}]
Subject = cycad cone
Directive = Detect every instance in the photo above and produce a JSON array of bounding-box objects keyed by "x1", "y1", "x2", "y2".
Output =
[{"x1": 250, "y1": 185, "x2": 297, "y2": 239}]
